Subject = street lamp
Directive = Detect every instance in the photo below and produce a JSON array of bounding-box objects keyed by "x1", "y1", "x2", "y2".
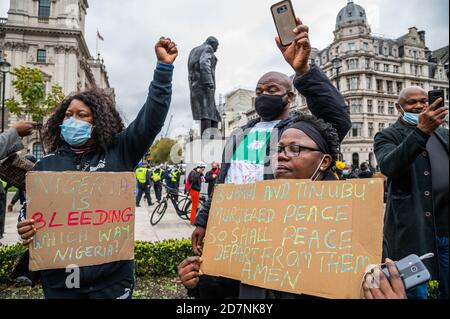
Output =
[
  {"x1": 332, "y1": 56, "x2": 343, "y2": 162},
  {"x1": 332, "y1": 56, "x2": 343, "y2": 91},
  {"x1": 0, "y1": 59, "x2": 11, "y2": 133}
]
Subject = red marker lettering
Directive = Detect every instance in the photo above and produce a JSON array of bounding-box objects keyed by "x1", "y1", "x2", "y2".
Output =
[
  {"x1": 31, "y1": 212, "x2": 46, "y2": 231},
  {"x1": 48, "y1": 212, "x2": 63, "y2": 228},
  {"x1": 67, "y1": 212, "x2": 80, "y2": 226},
  {"x1": 80, "y1": 211, "x2": 93, "y2": 225}
]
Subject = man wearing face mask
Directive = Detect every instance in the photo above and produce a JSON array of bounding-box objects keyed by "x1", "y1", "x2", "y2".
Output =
[
  {"x1": 192, "y1": 17, "x2": 351, "y2": 257},
  {"x1": 374, "y1": 86, "x2": 449, "y2": 299}
]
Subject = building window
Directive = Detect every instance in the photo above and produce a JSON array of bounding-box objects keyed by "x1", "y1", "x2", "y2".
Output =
[
  {"x1": 37, "y1": 49, "x2": 46, "y2": 63},
  {"x1": 366, "y1": 75, "x2": 372, "y2": 90},
  {"x1": 394, "y1": 65, "x2": 399, "y2": 73},
  {"x1": 374, "y1": 63, "x2": 379, "y2": 71},
  {"x1": 347, "y1": 77, "x2": 360, "y2": 90},
  {"x1": 388, "y1": 102, "x2": 395, "y2": 115},
  {"x1": 348, "y1": 43, "x2": 356, "y2": 51},
  {"x1": 396, "y1": 82, "x2": 403, "y2": 94},
  {"x1": 38, "y1": 0, "x2": 51, "y2": 18},
  {"x1": 378, "y1": 100, "x2": 385, "y2": 114},
  {"x1": 350, "y1": 99, "x2": 363, "y2": 113},
  {"x1": 387, "y1": 81, "x2": 393, "y2": 94},
  {"x1": 384, "y1": 64, "x2": 390, "y2": 72},
  {"x1": 33, "y1": 143, "x2": 44, "y2": 161},
  {"x1": 368, "y1": 122, "x2": 374, "y2": 137},
  {"x1": 365, "y1": 58, "x2": 370, "y2": 69},
  {"x1": 347, "y1": 59, "x2": 359, "y2": 70},
  {"x1": 363, "y1": 42, "x2": 369, "y2": 51},
  {"x1": 352, "y1": 123, "x2": 363, "y2": 137},
  {"x1": 352, "y1": 153, "x2": 360, "y2": 169},
  {"x1": 384, "y1": 47, "x2": 389, "y2": 56},
  {"x1": 393, "y1": 48, "x2": 398, "y2": 57},
  {"x1": 376, "y1": 79, "x2": 384, "y2": 93},
  {"x1": 367, "y1": 100, "x2": 373, "y2": 113},
  {"x1": 379, "y1": 123, "x2": 386, "y2": 132}
]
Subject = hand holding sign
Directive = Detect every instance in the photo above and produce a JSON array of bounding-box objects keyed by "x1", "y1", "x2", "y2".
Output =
[
  {"x1": 200, "y1": 179, "x2": 385, "y2": 299},
  {"x1": 26, "y1": 172, "x2": 136, "y2": 271},
  {"x1": 17, "y1": 219, "x2": 36, "y2": 246}
]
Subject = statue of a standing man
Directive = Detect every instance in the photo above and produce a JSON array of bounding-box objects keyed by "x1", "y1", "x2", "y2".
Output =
[{"x1": 188, "y1": 36, "x2": 221, "y2": 138}]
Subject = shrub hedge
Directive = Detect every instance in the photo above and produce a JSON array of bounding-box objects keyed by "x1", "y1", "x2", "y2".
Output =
[{"x1": 0, "y1": 244, "x2": 27, "y2": 283}]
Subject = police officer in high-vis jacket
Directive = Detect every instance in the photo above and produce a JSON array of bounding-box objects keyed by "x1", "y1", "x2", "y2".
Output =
[
  {"x1": 151, "y1": 165, "x2": 164, "y2": 203},
  {"x1": 135, "y1": 163, "x2": 153, "y2": 207}
]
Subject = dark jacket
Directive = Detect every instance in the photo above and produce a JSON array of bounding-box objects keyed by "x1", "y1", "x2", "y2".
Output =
[
  {"x1": 204, "y1": 169, "x2": 220, "y2": 196},
  {"x1": 358, "y1": 169, "x2": 374, "y2": 179},
  {"x1": 195, "y1": 64, "x2": 351, "y2": 228},
  {"x1": 188, "y1": 170, "x2": 203, "y2": 192},
  {"x1": 374, "y1": 119, "x2": 449, "y2": 279},
  {"x1": 21, "y1": 63, "x2": 174, "y2": 292}
]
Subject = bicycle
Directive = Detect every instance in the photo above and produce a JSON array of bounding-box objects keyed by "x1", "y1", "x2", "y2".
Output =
[{"x1": 150, "y1": 185, "x2": 207, "y2": 226}]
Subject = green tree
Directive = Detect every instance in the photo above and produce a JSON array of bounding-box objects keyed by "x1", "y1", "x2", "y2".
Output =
[
  {"x1": 5, "y1": 66, "x2": 64, "y2": 123},
  {"x1": 147, "y1": 138, "x2": 178, "y2": 164}
]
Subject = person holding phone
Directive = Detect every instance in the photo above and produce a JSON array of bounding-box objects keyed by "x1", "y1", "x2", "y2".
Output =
[
  {"x1": 374, "y1": 86, "x2": 449, "y2": 299},
  {"x1": 15, "y1": 37, "x2": 178, "y2": 299},
  {"x1": 192, "y1": 16, "x2": 351, "y2": 255}
]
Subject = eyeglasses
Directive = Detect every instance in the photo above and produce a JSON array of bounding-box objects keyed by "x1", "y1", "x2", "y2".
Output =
[{"x1": 277, "y1": 144, "x2": 321, "y2": 158}]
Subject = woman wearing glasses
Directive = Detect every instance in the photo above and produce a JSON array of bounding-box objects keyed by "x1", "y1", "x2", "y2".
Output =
[
  {"x1": 178, "y1": 113, "x2": 406, "y2": 299},
  {"x1": 272, "y1": 113, "x2": 339, "y2": 182}
]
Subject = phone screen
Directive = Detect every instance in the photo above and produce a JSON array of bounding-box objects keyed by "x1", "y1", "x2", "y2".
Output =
[{"x1": 428, "y1": 89, "x2": 445, "y2": 108}]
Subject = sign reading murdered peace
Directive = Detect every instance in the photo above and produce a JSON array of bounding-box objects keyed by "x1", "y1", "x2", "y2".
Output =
[
  {"x1": 26, "y1": 172, "x2": 136, "y2": 271},
  {"x1": 201, "y1": 179, "x2": 384, "y2": 299}
]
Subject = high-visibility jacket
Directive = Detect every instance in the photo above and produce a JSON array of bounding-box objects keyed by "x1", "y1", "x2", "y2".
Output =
[
  {"x1": 170, "y1": 169, "x2": 181, "y2": 182},
  {"x1": 135, "y1": 167, "x2": 148, "y2": 184},
  {"x1": 0, "y1": 178, "x2": 7, "y2": 188},
  {"x1": 151, "y1": 169, "x2": 163, "y2": 182}
]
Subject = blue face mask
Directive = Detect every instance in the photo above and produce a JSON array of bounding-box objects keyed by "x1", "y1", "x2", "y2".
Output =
[
  {"x1": 400, "y1": 106, "x2": 420, "y2": 126},
  {"x1": 60, "y1": 118, "x2": 93, "y2": 147}
]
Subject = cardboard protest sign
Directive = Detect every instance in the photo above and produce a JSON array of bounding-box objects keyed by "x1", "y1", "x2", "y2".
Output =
[
  {"x1": 201, "y1": 179, "x2": 385, "y2": 299},
  {"x1": 26, "y1": 172, "x2": 136, "y2": 271}
]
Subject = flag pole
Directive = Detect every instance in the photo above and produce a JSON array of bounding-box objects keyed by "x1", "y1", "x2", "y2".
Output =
[{"x1": 96, "y1": 29, "x2": 99, "y2": 58}]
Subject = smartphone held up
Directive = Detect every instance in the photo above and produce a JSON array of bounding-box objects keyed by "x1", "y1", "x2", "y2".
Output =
[
  {"x1": 428, "y1": 89, "x2": 445, "y2": 108},
  {"x1": 271, "y1": 0, "x2": 297, "y2": 46}
]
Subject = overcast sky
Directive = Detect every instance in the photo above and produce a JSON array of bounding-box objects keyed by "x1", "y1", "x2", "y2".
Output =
[{"x1": 1, "y1": 0, "x2": 449, "y2": 138}]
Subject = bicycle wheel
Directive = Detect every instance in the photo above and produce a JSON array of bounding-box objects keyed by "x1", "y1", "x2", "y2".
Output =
[
  {"x1": 150, "y1": 200, "x2": 168, "y2": 226},
  {"x1": 179, "y1": 197, "x2": 191, "y2": 220}
]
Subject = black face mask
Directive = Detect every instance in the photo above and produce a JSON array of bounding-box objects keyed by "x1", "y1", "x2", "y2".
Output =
[{"x1": 255, "y1": 94, "x2": 289, "y2": 121}]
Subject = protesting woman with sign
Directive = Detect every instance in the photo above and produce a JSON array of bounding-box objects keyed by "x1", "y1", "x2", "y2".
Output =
[{"x1": 16, "y1": 37, "x2": 178, "y2": 299}]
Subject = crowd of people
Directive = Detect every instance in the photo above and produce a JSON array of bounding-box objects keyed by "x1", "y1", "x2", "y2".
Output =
[{"x1": 0, "y1": 15, "x2": 447, "y2": 301}]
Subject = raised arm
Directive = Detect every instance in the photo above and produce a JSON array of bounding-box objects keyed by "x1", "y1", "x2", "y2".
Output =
[{"x1": 117, "y1": 38, "x2": 178, "y2": 168}]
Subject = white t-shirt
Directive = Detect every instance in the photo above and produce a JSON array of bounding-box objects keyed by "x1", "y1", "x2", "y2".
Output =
[{"x1": 225, "y1": 120, "x2": 280, "y2": 185}]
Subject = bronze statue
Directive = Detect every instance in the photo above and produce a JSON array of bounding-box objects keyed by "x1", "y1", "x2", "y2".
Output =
[{"x1": 188, "y1": 36, "x2": 221, "y2": 137}]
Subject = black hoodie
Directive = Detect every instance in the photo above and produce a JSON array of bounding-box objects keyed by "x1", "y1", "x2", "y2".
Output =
[{"x1": 20, "y1": 63, "x2": 174, "y2": 294}]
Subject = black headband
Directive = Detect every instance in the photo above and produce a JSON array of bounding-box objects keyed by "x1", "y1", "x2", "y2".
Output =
[{"x1": 288, "y1": 121, "x2": 331, "y2": 155}]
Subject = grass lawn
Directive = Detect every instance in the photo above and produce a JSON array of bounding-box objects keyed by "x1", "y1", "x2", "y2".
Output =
[{"x1": 0, "y1": 276, "x2": 190, "y2": 299}]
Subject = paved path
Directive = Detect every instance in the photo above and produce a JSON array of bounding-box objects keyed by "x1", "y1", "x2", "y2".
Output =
[{"x1": 1, "y1": 193, "x2": 194, "y2": 246}]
